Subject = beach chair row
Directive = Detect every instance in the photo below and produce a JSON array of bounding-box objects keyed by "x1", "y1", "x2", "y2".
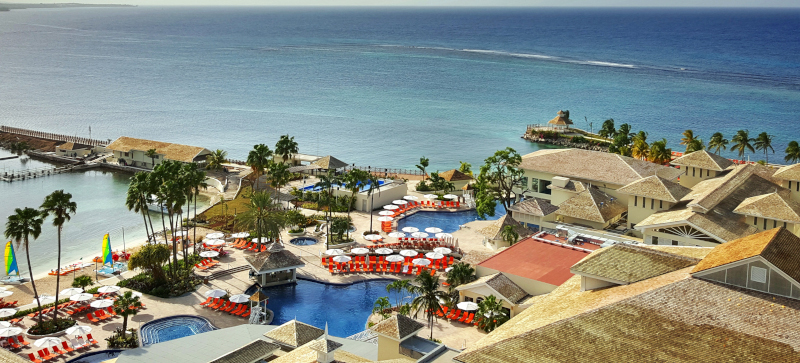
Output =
[
  {"x1": 194, "y1": 258, "x2": 220, "y2": 271},
  {"x1": 435, "y1": 306, "x2": 476, "y2": 325},
  {"x1": 0, "y1": 300, "x2": 18, "y2": 309},
  {"x1": 27, "y1": 335, "x2": 98, "y2": 362},
  {"x1": 231, "y1": 239, "x2": 269, "y2": 252},
  {"x1": 86, "y1": 307, "x2": 117, "y2": 323},
  {"x1": 199, "y1": 297, "x2": 251, "y2": 317},
  {"x1": 390, "y1": 201, "x2": 461, "y2": 218},
  {"x1": 3, "y1": 335, "x2": 30, "y2": 350},
  {"x1": 328, "y1": 262, "x2": 438, "y2": 276}
]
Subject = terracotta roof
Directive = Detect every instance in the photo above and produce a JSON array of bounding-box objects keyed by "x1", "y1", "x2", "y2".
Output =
[
  {"x1": 692, "y1": 227, "x2": 800, "y2": 283},
  {"x1": 508, "y1": 198, "x2": 559, "y2": 217},
  {"x1": 106, "y1": 136, "x2": 210, "y2": 163},
  {"x1": 774, "y1": 163, "x2": 800, "y2": 182},
  {"x1": 670, "y1": 150, "x2": 734, "y2": 171},
  {"x1": 556, "y1": 186, "x2": 626, "y2": 224},
  {"x1": 439, "y1": 169, "x2": 472, "y2": 182},
  {"x1": 734, "y1": 192, "x2": 800, "y2": 223},
  {"x1": 208, "y1": 340, "x2": 279, "y2": 363},
  {"x1": 245, "y1": 247, "x2": 305, "y2": 273},
  {"x1": 571, "y1": 244, "x2": 700, "y2": 284},
  {"x1": 477, "y1": 215, "x2": 533, "y2": 241},
  {"x1": 617, "y1": 175, "x2": 692, "y2": 203},
  {"x1": 457, "y1": 273, "x2": 529, "y2": 304},
  {"x1": 264, "y1": 320, "x2": 324, "y2": 348},
  {"x1": 460, "y1": 251, "x2": 496, "y2": 266},
  {"x1": 369, "y1": 314, "x2": 425, "y2": 341},
  {"x1": 311, "y1": 155, "x2": 348, "y2": 170},
  {"x1": 519, "y1": 148, "x2": 682, "y2": 187},
  {"x1": 454, "y1": 277, "x2": 800, "y2": 363},
  {"x1": 478, "y1": 237, "x2": 591, "y2": 286}
]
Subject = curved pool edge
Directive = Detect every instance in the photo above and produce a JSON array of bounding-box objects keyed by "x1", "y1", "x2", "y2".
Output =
[
  {"x1": 295, "y1": 275, "x2": 399, "y2": 286},
  {"x1": 65, "y1": 349, "x2": 123, "y2": 363},
  {"x1": 139, "y1": 314, "x2": 217, "y2": 347}
]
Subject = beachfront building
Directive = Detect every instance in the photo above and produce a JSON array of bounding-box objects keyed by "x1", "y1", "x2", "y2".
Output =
[
  {"x1": 54, "y1": 142, "x2": 95, "y2": 158},
  {"x1": 616, "y1": 175, "x2": 692, "y2": 234},
  {"x1": 330, "y1": 180, "x2": 408, "y2": 212},
  {"x1": 451, "y1": 228, "x2": 800, "y2": 362},
  {"x1": 244, "y1": 242, "x2": 305, "y2": 287},
  {"x1": 274, "y1": 152, "x2": 323, "y2": 166},
  {"x1": 105, "y1": 136, "x2": 213, "y2": 169},
  {"x1": 553, "y1": 185, "x2": 627, "y2": 231},
  {"x1": 438, "y1": 169, "x2": 473, "y2": 195},
  {"x1": 774, "y1": 163, "x2": 800, "y2": 202},
  {"x1": 369, "y1": 314, "x2": 426, "y2": 361},
  {"x1": 311, "y1": 155, "x2": 348, "y2": 172},
  {"x1": 669, "y1": 149, "x2": 734, "y2": 188},
  {"x1": 478, "y1": 214, "x2": 533, "y2": 250}
]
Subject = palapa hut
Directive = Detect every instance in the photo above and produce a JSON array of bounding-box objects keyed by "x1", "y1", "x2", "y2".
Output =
[
  {"x1": 439, "y1": 169, "x2": 473, "y2": 195},
  {"x1": 547, "y1": 110, "x2": 573, "y2": 130},
  {"x1": 479, "y1": 214, "x2": 533, "y2": 250},
  {"x1": 244, "y1": 242, "x2": 305, "y2": 287},
  {"x1": 311, "y1": 155, "x2": 348, "y2": 172}
]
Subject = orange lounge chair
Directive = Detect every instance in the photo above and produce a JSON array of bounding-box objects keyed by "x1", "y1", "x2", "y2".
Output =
[
  {"x1": 51, "y1": 345, "x2": 65, "y2": 356},
  {"x1": 464, "y1": 313, "x2": 475, "y2": 324},
  {"x1": 106, "y1": 307, "x2": 117, "y2": 316},
  {"x1": 238, "y1": 307, "x2": 250, "y2": 316},
  {"x1": 28, "y1": 353, "x2": 42, "y2": 363},
  {"x1": 17, "y1": 335, "x2": 30, "y2": 346},
  {"x1": 7, "y1": 337, "x2": 20, "y2": 349},
  {"x1": 86, "y1": 334, "x2": 99, "y2": 345},
  {"x1": 230, "y1": 304, "x2": 244, "y2": 315},
  {"x1": 37, "y1": 350, "x2": 53, "y2": 361},
  {"x1": 223, "y1": 302, "x2": 237, "y2": 312},
  {"x1": 199, "y1": 297, "x2": 214, "y2": 306},
  {"x1": 86, "y1": 313, "x2": 99, "y2": 323},
  {"x1": 60, "y1": 341, "x2": 74, "y2": 353}
]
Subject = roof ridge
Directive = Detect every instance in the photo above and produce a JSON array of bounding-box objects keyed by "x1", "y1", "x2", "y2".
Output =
[
  {"x1": 616, "y1": 153, "x2": 646, "y2": 179},
  {"x1": 587, "y1": 187, "x2": 605, "y2": 221},
  {"x1": 624, "y1": 244, "x2": 702, "y2": 263}
]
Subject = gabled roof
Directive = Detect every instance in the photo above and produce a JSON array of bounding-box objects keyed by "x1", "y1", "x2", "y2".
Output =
[
  {"x1": 460, "y1": 250, "x2": 496, "y2": 266},
  {"x1": 547, "y1": 179, "x2": 587, "y2": 193},
  {"x1": 307, "y1": 338, "x2": 342, "y2": 354},
  {"x1": 245, "y1": 243, "x2": 305, "y2": 273},
  {"x1": 311, "y1": 155, "x2": 348, "y2": 170},
  {"x1": 208, "y1": 340, "x2": 279, "y2": 363},
  {"x1": 570, "y1": 244, "x2": 700, "y2": 284},
  {"x1": 519, "y1": 148, "x2": 682, "y2": 186},
  {"x1": 438, "y1": 169, "x2": 472, "y2": 182},
  {"x1": 457, "y1": 273, "x2": 529, "y2": 304},
  {"x1": 264, "y1": 320, "x2": 324, "y2": 348},
  {"x1": 670, "y1": 149, "x2": 734, "y2": 171},
  {"x1": 692, "y1": 227, "x2": 800, "y2": 283},
  {"x1": 478, "y1": 237, "x2": 591, "y2": 286},
  {"x1": 617, "y1": 175, "x2": 692, "y2": 203},
  {"x1": 508, "y1": 197, "x2": 559, "y2": 217},
  {"x1": 687, "y1": 164, "x2": 781, "y2": 213},
  {"x1": 477, "y1": 215, "x2": 532, "y2": 241},
  {"x1": 106, "y1": 136, "x2": 210, "y2": 163},
  {"x1": 369, "y1": 314, "x2": 424, "y2": 341},
  {"x1": 556, "y1": 186, "x2": 626, "y2": 224},
  {"x1": 547, "y1": 111, "x2": 573, "y2": 126},
  {"x1": 734, "y1": 192, "x2": 800, "y2": 223},
  {"x1": 774, "y1": 163, "x2": 800, "y2": 182},
  {"x1": 56, "y1": 142, "x2": 92, "y2": 151}
]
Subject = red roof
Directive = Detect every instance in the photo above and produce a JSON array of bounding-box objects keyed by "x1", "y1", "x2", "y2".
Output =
[{"x1": 478, "y1": 236, "x2": 592, "y2": 286}]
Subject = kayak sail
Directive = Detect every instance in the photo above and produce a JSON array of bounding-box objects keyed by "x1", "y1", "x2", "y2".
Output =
[{"x1": 4, "y1": 241, "x2": 18, "y2": 276}]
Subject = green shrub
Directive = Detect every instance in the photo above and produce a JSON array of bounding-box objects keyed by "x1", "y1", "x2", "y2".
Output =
[
  {"x1": 29, "y1": 318, "x2": 75, "y2": 335},
  {"x1": 106, "y1": 328, "x2": 139, "y2": 348},
  {"x1": 72, "y1": 275, "x2": 94, "y2": 289},
  {"x1": 415, "y1": 181, "x2": 433, "y2": 192}
]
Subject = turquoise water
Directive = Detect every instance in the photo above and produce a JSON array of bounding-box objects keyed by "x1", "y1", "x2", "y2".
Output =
[
  {"x1": 139, "y1": 315, "x2": 215, "y2": 346},
  {"x1": 396, "y1": 204, "x2": 506, "y2": 234}
]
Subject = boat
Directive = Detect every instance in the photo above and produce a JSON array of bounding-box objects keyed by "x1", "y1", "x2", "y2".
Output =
[
  {"x1": 2, "y1": 242, "x2": 25, "y2": 285},
  {"x1": 147, "y1": 194, "x2": 168, "y2": 213}
]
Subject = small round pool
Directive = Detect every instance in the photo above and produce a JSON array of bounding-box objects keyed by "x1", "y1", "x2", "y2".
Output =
[
  {"x1": 139, "y1": 315, "x2": 216, "y2": 346},
  {"x1": 290, "y1": 237, "x2": 318, "y2": 246}
]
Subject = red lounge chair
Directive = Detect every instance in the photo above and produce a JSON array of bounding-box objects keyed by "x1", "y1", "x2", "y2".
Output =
[
  {"x1": 199, "y1": 297, "x2": 214, "y2": 306},
  {"x1": 7, "y1": 337, "x2": 20, "y2": 349},
  {"x1": 86, "y1": 313, "x2": 99, "y2": 323},
  {"x1": 17, "y1": 335, "x2": 30, "y2": 346},
  {"x1": 195, "y1": 264, "x2": 209, "y2": 271},
  {"x1": 42, "y1": 348, "x2": 56, "y2": 359},
  {"x1": 86, "y1": 334, "x2": 99, "y2": 345},
  {"x1": 215, "y1": 301, "x2": 231, "y2": 311},
  {"x1": 238, "y1": 307, "x2": 250, "y2": 316},
  {"x1": 465, "y1": 313, "x2": 475, "y2": 324},
  {"x1": 209, "y1": 298, "x2": 224, "y2": 309},
  {"x1": 328, "y1": 265, "x2": 335, "y2": 274},
  {"x1": 106, "y1": 307, "x2": 117, "y2": 316},
  {"x1": 61, "y1": 341, "x2": 74, "y2": 353},
  {"x1": 51, "y1": 345, "x2": 65, "y2": 356},
  {"x1": 95, "y1": 310, "x2": 109, "y2": 320},
  {"x1": 230, "y1": 304, "x2": 244, "y2": 315},
  {"x1": 223, "y1": 302, "x2": 237, "y2": 312},
  {"x1": 28, "y1": 353, "x2": 42, "y2": 363},
  {"x1": 459, "y1": 312, "x2": 469, "y2": 322},
  {"x1": 38, "y1": 350, "x2": 53, "y2": 361}
]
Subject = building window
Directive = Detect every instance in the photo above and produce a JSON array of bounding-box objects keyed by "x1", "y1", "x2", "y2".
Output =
[
  {"x1": 651, "y1": 236, "x2": 658, "y2": 245},
  {"x1": 634, "y1": 196, "x2": 637, "y2": 207},
  {"x1": 464, "y1": 296, "x2": 474, "y2": 302},
  {"x1": 692, "y1": 167, "x2": 695, "y2": 177},
  {"x1": 518, "y1": 177, "x2": 529, "y2": 189},
  {"x1": 659, "y1": 200, "x2": 663, "y2": 209},
  {"x1": 671, "y1": 240, "x2": 678, "y2": 246},
  {"x1": 650, "y1": 198, "x2": 654, "y2": 210},
  {"x1": 502, "y1": 307, "x2": 511, "y2": 317},
  {"x1": 774, "y1": 220, "x2": 777, "y2": 229},
  {"x1": 124, "y1": 152, "x2": 129, "y2": 157},
  {"x1": 476, "y1": 297, "x2": 484, "y2": 304},
  {"x1": 764, "y1": 219, "x2": 767, "y2": 230},
  {"x1": 754, "y1": 217, "x2": 758, "y2": 226},
  {"x1": 785, "y1": 222, "x2": 788, "y2": 229}
]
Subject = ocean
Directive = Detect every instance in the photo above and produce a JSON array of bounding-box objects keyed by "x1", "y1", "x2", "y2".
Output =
[{"x1": 1, "y1": 7, "x2": 799, "y2": 275}]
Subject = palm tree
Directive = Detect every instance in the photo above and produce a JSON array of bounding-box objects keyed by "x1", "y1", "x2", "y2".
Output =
[
  {"x1": 631, "y1": 131, "x2": 649, "y2": 160},
  {"x1": 342, "y1": 169, "x2": 367, "y2": 218},
  {"x1": 372, "y1": 296, "x2": 392, "y2": 320},
  {"x1": 267, "y1": 161, "x2": 291, "y2": 201},
  {"x1": 386, "y1": 280, "x2": 403, "y2": 307},
  {"x1": 145, "y1": 148, "x2": 158, "y2": 169},
  {"x1": 4, "y1": 208, "x2": 45, "y2": 324},
  {"x1": 649, "y1": 139, "x2": 672, "y2": 164},
  {"x1": 786, "y1": 141, "x2": 800, "y2": 164},
  {"x1": 598, "y1": 119, "x2": 616, "y2": 139},
  {"x1": 475, "y1": 295, "x2": 509, "y2": 333},
  {"x1": 247, "y1": 144, "x2": 272, "y2": 191},
  {"x1": 458, "y1": 161, "x2": 473, "y2": 177},
  {"x1": 445, "y1": 263, "x2": 476, "y2": 304},
  {"x1": 364, "y1": 173, "x2": 381, "y2": 234},
  {"x1": 274, "y1": 135, "x2": 299, "y2": 164},
  {"x1": 128, "y1": 243, "x2": 170, "y2": 284},
  {"x1": 680, "y1": 129, "x2": 698, "y2": 153},
  {"x1": 126, "y1": 173, "x2": 152, "y2": 243},
  {"x1": 185, "y1": 165, "x2": 207, "y2": 255},
  {"x1": 113, "y1": 291, "x2": 143, "y2": 338},
  {"x1": 617, "y1": 123, "x2": 634, "y2": 143},
  {"x1": 237, "y1": 191, "x2": 281, "y2": 249},
  {"x1": 500, "y1": 225, "x2": 519, "y2": 246},
  {"x1": 411, "y1": 272, "x2": 448, "y2": 340},
  {"x1": 754, "y1": 132, "x2": 775, "y2": 164},
  {"x1": 416, "y1": 156, "x2": 430, "y2": 180},
  {"x1": 205, "y1": 149, "x2": 227, "y2": 171},
  {"x1": 40, "y1": 190, "x2": 77, "y2": 321},
  {"x1": 398, "y1": 303, "x2": 412, "y2": 317},
  {"x1": 731, "y1": 130, "x2": 755, "y2": 161},
  {"x1": 685, "y1": 138, "x2": 704, "y2": 154},
  {"x1": 708, "y1": 132, "x2": 729, "y2": 155}
]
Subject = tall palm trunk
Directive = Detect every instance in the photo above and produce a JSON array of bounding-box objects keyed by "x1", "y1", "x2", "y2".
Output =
[
  {"x1": 52, "y1": 226, "x2": 62, "y2": 320},
  {"x1": 158, "y1": 204, "x2": 173, "y2": 278},
  {"x1": 193, "y1": 192, "x2": 198, "y2": 255},
  {"x1": 24, "y1": 237, "x2": 43, "y2": 325},
  {"x1": 168, "y1": 211, "x2": 178, "y2": 269}
]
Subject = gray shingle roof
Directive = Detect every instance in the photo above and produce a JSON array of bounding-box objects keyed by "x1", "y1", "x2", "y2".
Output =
[
  {"x1": 369, "y1": 314, "x2": 425, "y2": 340},
  {"x1": 245, "y1": 247, "x2": 305, "y2": 273},
  {"x1": 670, "y1": 150, "x2": 734, "y2": 171},
  {"x1": 774, "y1": 163, "x2": 800, "y2": 182},
  {"x1": 734, "y1": 192, "x2": 800, "y2": 223},
  {"x1": 478, "y1": 215, "x2": 533, "y2": 241},
  {"x1": 457, "y1": 273, "x2": 529, "y2": 304},
  {"x1": 264, "y1": 320, "x2": 324, "y2": 348},
  {"x1": 570, "y1": 244, "x2": 700, "y2": 284},
  {"x1": 508, "y1": 197, "x2": 559, "y2": 217},
  {"x1": 556, "y1": 186, "x2": 627, "y2": 224},
  {"x1": 312, "y1": 155, "x2": 348, "y2": 170},
  {"x1": 308, "y1": 338, "x2": 343, "y2": 354},
  {"x1": 617, "y1": 175, "x2": 692, "y2": 203},
  {"x1": 208, "y1": 340, "x2": 279, "y2": 363}
]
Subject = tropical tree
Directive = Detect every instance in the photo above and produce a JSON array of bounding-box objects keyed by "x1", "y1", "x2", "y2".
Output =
[
  {"x1": 205, "y1": 149, "x2": 227, "y2": 171},
  {"x1": 247, "y1": 144, "x2": 272, "y2": 191},
  {"x1": 500, "y1": 225, "x2": 519, "y2": 246},
  {"x1": 708, "y1": 132, "x2": 729, "y2": 155},
  {"x1": 617, "y1": 123, "x2": 633, "y2": 143},
  {"x1": 754, "y1": 132, "x2": 775, "y2": 164},
  {"x1": 40, "y1": 190, "x2": 77, "y2": 320},
  {"x1": 342, "y1": 169, "x2": 368, "y2": 218},
  {"x1": 475, "y1": 295, "x2": 509, "y2": 333},
  {"x1": 183, "y1": 164, "x2": 208, "y2": 255},
  {"x1": 731, "y1": 130, "x2": 755, "y2": 161},
  {"x1": 411, "y1": 272, "x2": 448, "y2": 340},
  {"x1": 4, "y1": 208, "x2": 45, "y2": 324},
  {"x1": 427, "y1": 172, "x2": 455, "y2": 194},
  {"x1": 127, "y1": 243, "x2": 170, "y2": 284},
  {"x1": 445, "y1": 263, "x2": 476, "y2": 304},
  {"x1": 145, "y1": 148, "x2": 158, "y2": 168},
  {"x1": 398, "y1": 303, "x2": 412, "y2": 317},
  {"x1": 685, "y1": 138, "x2": 704, "y2": 154},
  {"x1": 237, "y1": 192, "x2": 282, "y2": 248},
  {"x1": 285, "y1": 210, "x2": 306, "y2": 231},
  {"x1": 386, "y1": 280, "x2": 411, "y2": 307},
  {"x1": 372, "y1": 296, "x2": 392, "y2": 320},
  {"x1": 267, "y1": 161, "x2": 292, "y2": 199},
  {"x1": 680, "y1": 129, "x2": 698, "y2": 153},
  {"x1": 598, "y1": 119, "x2": 616, "y2": 139},
  {"x1": 785, "y1": 141, "x2": 800, "y2": 164},
  {"x1": 274, "y1": 134, "x2": 299, "y2": 164},
  {"x1": 649, "y1": 139, "x2": 672, "y2": 164},
  {"x1": 72, "y1": 275, "x2": 93, "y2": 289},
  {"x1": 314, "y1": 171, "x2": 339, "y2": 245},
  {"x1": 113, "y1": 291, "x2": 143, "y2": 338},
  {"x1": 458, "y1": 161, "x2": 473, "y2": 176},
  {"x1": 474, "y1": 174, "x2": 497, "y2": 219},
  {"x1": 330, "y1": 217, "x2": 350, "y2": 243},
  {"x1": 416, "y1": 156, "x2": 430, "y2": 179},
  {"x1": 126, "y1": 173, "x2": 153, "y2": 243},
  {"x1": 478, "y1": 148, "x2": 524, "y2": 212},
  {"x1": 364, "y1": 173, "x2": 382, "y2": 234},
  {"x1": 631, "y1": 137, "x2": 649, "y2": 160}
]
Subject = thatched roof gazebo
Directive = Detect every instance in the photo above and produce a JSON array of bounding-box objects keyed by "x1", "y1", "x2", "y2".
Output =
[
  {"x1": 311, "y1": 155, "x2": 348, "y2": 171},
  {"x1": 547, "y1": 110, "x2": 573, "y2": 129}
]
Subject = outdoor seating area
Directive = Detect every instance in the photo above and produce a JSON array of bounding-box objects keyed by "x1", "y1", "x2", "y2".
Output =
[
  {"x1": 434, "y1": 306, "x2": 478, "y2": 326},
  {"x1": 379, "y1": 197, "x2": 462, "y2": 233},
  {"x1": 197, "y1": 290, "x2": 252, "y2": 319},
  {"x1": 193, "y1": 258, "x2": 220, "y2": 271},
  {"x1": 322, "y1": 247, "x2": 456, "y2": 276},
  {"x1": 230, "y1": 239, "x2": 271, "y2": 252}
]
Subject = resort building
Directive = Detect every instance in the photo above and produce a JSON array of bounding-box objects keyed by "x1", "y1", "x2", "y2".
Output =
[
  {"x1": 546, "y1": 110, "x2": 573, "y2": 130},
  {"x1": 616, "y1": 175, "x2": 692, "y2": 234},
  {"x1": 331, "y1": 180, "x2": 409, "y2": 212},
  {"x1": 669, "y1": 150, "x2": 734, "y2": 188},
  {"x1": 774, "y1": 163, "x2": 800, "y2": 202},
  {"x1": 507, "y1": 197, "x2": 558, "y2": 231},
  {"x1": 244, "y1": 242, "x2": 305, "y2": 287},
  {"x1": 311, "y1": 155, "x2": 349, "y2": 172},
  {"x1": 553, "y1": 185, "x2": 627, "y2": 231},
  {"x1": 264, "y1": 319, "x2": 324, "y2": 351},
  {"x1": 452, "y1": 228, "x2": 800, "y2": 362},
  {"x1": 274, "y1": 152, "x2": 324, "y2": 167},
  {"x1": 54, "y1": 142, "x2": 95, "y2": 158},
  {"x1": 437, "y1": 169, "x2": 473, "y2": 195},
  {"x1": 368, "y1": 314, "x2": 427, "y2": 361},
  {"x1": 477, "y1": 214, "x2": 533, "y2": 250},
  {"x1": 105, "y1": 136, "x2": 213, "y2": 169}
]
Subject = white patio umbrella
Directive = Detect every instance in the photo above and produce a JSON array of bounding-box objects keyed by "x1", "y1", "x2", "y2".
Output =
[
  {"x1": 351, "y1": 248, "x2": 370, "y2": 255},
  {"x1": 66, "y1": 326, "x2": 92, "y2": 336},
  {"x1": 378, "y1": 211, "x2": 394, "y2": 216},
  {"x1": 401, "y1": 227, "x2": 419, "y2": 233},
  {"x1": 172, "y1": 230, "x2": 188, "y2": 237},
  {"x1": 90, "y1": 300, "x2": 114, "y2": 309},
  {"x1": 425, "y1": 252, "x2": 445, "y2": 260},
  {"x1": 33, "y1": 337, "x2": 62, "y2": 348},
  {"x1": 445, "y1": 267, "x2": 453, "y2": 273},
  {"x1": 59, "y1": 288, "x2": 83, "y2": 297},
  {"x1": 204, "y1": 289, "x2": 227, "y2": 298},
  {"x1": 97, "y1": 285, "x2": 121, "y2": 294},
  {"x1": 424, "y1": 227, "x2": 443, "y2": 234},
  {"x1": 204, "y1": 239, "x2": 226, "y2": 246},
  {"x1": 251, "y1": 237, "x2": 270, "y2": 243},
  {"x1": 199, "y1": 251, "x2": 219, "y2": 258},
  {"x1": 377, "y1": 216, "x2": 393, "y2": 222},
  {"x1": 0, "y1": 308, "x2": 16, "y2": 318},
  {"x1": 0, "y1": 290, "x2": 13, "y2": 298},
  {"x1": 412, "y1": 258, "x2": 431, "y2": 266},
  {"x1": 131, "y1": 291, "x2": 143, "y2": 298},
  {"x1": 324, "y1": 249, "x2": 345, "y2": 256},
  {"x1": 392, "y1": 200, "x2": 408, "y2": 205},
  {"x1": 231, "y1": 232, "x2": 250, "y2": 238},
  {"x1": 206, "y1": 232, "x2": 225, "y2": 239},
  {"x1": 411, "y1": 232, "x2": 429, "y2": 238},
  {"x1": 0, "y1": 322, "x2": 10, "y2": 328},
  {"x1": 229, "y1": 294, "x2": 250, "y2": 304},
  {"x1": 364, "y1": 234, "x2": 382, "y2": 241},
  {"x1": 433, "y1": 247, "x2": 452, "y2": 255},
  {"x1": 443, "y1": 194, "x2": 458, "y2": 200},
  {"x1": 383, "y1": 205, "x2": 399, "y2": 210},
  {"x1": 388, "y1": 232, "x2": 406, "y2": 238},
  {"x1": 423, "y1": 194, "x2": 438, "y2": 199},
  {"x1": 33, "y1": 295, "x2": 56, "y2": 305},
  {"x1": 403, "y1": 195, "x2": 419, "y2": 201},
  {"x1": 457, "y1": 301, "x2": 479, "y2": 311},
  {"x1": 70, "y1": 293, "x2": 93, "y2": 302},
  {"x1": 399, "y1": 250, "x2": 418, "y2": 257},
  {"x1": 385, "y1": 255, "x2": 404, "y2": 262},
  {"x1": 434, "y1": 233, "x2": 453, "y2": 239},
  {"x1": 375, "y1": 248, "x2": 393, "y2": 255},
  {"x1": 332, "y1": 256, "x2": 352, "y2": 263},
  {"x1": 0, "y1": 327, "x2": 22, "y2": 338}
]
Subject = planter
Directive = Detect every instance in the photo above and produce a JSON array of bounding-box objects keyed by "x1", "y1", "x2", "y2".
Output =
[
  {"x1": 327, "y1": 241, "x2": 357, "y2": 249},
  {"x1": 287, "y1": 231, "x2": 305, "y2": 237},
  {"x1": 26, "y1": 320, "x2": 76, "y2": 338}
]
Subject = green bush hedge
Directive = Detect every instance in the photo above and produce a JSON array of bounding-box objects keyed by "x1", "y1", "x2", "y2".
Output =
[{"x1": 106, "y1": 328, "x2": 139, "y2": 348}]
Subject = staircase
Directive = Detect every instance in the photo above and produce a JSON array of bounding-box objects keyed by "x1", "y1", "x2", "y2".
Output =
[{"x1": 204, "y1": 265, "x2": 249, "y2": 281}]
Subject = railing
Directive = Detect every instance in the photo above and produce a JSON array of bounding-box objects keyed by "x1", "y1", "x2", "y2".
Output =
[
  {"x1": 0, "y1": 125, "x2": 109, "y2": 146},
  {"x1": 344, "y1": 165, "x2": 424, "y2": 177}
]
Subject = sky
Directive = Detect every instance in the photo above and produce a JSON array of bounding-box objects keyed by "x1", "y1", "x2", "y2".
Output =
[{"x1": 6, "y1": 0, "x2": 800, "y2": 7}]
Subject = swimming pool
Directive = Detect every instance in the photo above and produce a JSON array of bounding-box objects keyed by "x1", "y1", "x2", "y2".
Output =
[
  {"x1": 66, "y1": 350, "x2": 122, "y2": 363},
  {"x1": 246, "y1": 279, "x2": 398, "y2": 337},
  {"x1": 300, "y1": 179, "x2": 386, "y2": 193},
  {"x1": 290, "y1": 237, "x2": 318, "y2": 246},
  {"x1": 139, "y1": 315, "x2": 216, "y2": 346},
  {"x1": 395, "y1": 203, "x2": 507, "y2": 234}
]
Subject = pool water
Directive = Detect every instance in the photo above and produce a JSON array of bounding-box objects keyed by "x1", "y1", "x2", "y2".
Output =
[
  {"x1": 139, "y1": 315, "x2": 216, "y2": 346},
  {"x1": 396, "y1": 203, "x2": 506, "y2": 234},
  {"x1": 247, "y1": 279, "x2": 399, "y2": 337},
  {"x1": 290, "y1": 237, "x2": 318, "y2": 246}
]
